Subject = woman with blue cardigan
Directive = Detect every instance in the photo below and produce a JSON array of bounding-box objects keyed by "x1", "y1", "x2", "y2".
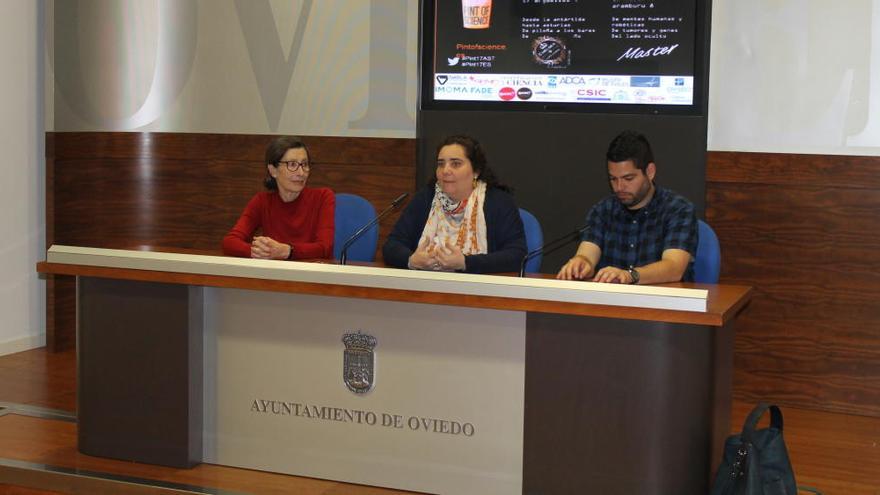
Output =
[{"x1": 383, "y1": 135, "x2": 526, "y2": 274}]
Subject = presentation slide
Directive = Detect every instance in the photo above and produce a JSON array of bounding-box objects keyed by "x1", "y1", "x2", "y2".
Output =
[{"x1": 432, "y1": 0, "x2": 697, "y2": 106}]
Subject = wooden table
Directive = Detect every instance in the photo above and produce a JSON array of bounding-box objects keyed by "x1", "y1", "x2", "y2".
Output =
[{"x1": 38, "y1": 245, "x2": 751, "y2": 495}]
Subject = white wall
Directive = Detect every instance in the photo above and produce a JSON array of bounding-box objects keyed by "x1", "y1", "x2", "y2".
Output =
[
  {"x1": 709, "y1": 0, "x2": 880, "y2": 155},
  {"x1": 46, "y1": 0, "x2": 880, "y2": 153},
  {"x1": 50, "y1": 0, "x2": 419, "y2": 138},
  {"x1": 0, "y1": 1, "x2": 45, "y2": 355}
]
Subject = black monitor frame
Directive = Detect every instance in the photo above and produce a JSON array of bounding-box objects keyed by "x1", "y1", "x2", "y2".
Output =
[{"x1": 418, "y1": 0, "x2": 712, "y2": 117}]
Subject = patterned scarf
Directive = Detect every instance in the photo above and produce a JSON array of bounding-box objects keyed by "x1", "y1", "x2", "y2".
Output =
[{"x1": 418, "y1": 181, "x2": 488, "y2": 263}]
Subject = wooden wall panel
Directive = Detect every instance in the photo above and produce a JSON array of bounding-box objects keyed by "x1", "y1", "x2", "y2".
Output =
[
  {"x1": 46, "y1": 139, "x2": 880, "y2": 419},
  {"x1": 46, "y1": 132, "x2": 416, "y2": 350},
  {"x1": 707, "y1": 151, "x2": 880, "y2": 417},
  {"x1": 50, "y1": 133, "x2": 416, "y2": 250},
  {"x1": 45, "y1": 133, "x2": 77, "y2": 351}
]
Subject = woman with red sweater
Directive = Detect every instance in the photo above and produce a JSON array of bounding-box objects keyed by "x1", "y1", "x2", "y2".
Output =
[{"x1": 222, "y1": 136, "x2": 335, "y2": 260}]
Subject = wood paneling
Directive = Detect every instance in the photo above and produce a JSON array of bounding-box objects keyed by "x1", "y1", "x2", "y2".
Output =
[
  {"x1": 49, "y1": 132, "x2": 415, "y2": 250},
  {"x1": 46, "y1": 132, "x2": 416, "y2": 350},
  {"x1": 707, "y1": 151, "x2": 880, "y2": 417},
  {"x1": 706, "y1": 151, "x2": 880, "y2": 189},
  {"x1": 44, "y1": 133, "x2": 72, "y2": 352},
  {"x1": 0, "y1": 485, "x2": 66, "y2": 495}
]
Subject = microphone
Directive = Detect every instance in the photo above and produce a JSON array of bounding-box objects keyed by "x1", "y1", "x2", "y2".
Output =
[
  {"x1": 519, "y1": 224, "x2": 589, "y2": 277},
  {"x1": 339, "y1": 192, "x2": 409, "y2": 265}
]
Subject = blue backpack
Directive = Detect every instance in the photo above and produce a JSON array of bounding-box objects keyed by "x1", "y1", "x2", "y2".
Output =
[{"x1": 711, "y1": 403, "x2": 797, "y2": 495}]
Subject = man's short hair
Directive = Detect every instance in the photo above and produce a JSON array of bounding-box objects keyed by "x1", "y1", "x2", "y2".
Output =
[{"x1": 606, "y1": 130, "x2": 654, "y2": 172}]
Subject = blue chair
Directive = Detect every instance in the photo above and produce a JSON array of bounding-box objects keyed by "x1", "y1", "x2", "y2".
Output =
[
  {"x1": 694, "y1": 220, "x2": 721, "y2": 283},
  {"x1": 519, "y1": 208, "x2": 544, "y2": 273},
  {"x1": 334, "y1": 193, "x2": 378, "y2": 262}
]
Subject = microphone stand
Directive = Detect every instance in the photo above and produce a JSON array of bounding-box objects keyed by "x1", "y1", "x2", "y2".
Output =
[
  {"x1": 339, "y1": 192, "x2": 409, "y2": 265},
  {"x1": 518, "y1": 224, "x2": 589, "y2": 277}
]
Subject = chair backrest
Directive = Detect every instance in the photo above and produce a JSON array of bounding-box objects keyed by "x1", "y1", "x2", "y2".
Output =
[
  {"x1": 519, "y1": 208, "x2": 544, "y2": 273},
  {"x1": 694, "y1": 220, "x2": 721, "y2": 283},
  {"x1": 334, "y1": 193, "x2": 378, "y2": 262}
]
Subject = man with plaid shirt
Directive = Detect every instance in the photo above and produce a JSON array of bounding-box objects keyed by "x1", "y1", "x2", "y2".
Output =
[{"x1": 557, "y1": 130, "x2": 698, "y2": 284}]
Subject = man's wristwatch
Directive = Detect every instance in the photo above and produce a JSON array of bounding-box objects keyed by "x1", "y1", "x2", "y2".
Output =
[{"x1": 626, "y1": 267, "x2": 640, "y2": 285}]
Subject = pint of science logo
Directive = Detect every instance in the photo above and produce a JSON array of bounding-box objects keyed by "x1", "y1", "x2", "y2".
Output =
[{"x1": 342, "y1": 331, "x2": 377, "y2": 394}]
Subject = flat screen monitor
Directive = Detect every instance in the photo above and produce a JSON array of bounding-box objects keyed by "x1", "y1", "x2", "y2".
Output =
[{"x1": 420, "y1": 0, "x2": 708, "y2": 115}]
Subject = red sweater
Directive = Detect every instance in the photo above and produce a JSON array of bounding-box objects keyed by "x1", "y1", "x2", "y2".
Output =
[{"x1": 222, "y1": 188, "x2": 335, "y2": 259}]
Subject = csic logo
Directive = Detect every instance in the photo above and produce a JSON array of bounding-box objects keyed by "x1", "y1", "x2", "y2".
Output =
[
  {"x1": 577, "y1": 89, "x2": 607, "y2": 97},
  {"x1": 498, "y1": 87, "x2": 516, "y2": 101},
  {"x1": 436, "y1": 75, "x2": 448, "y2": 85},
  {"x1": 516, "y1": 87, "x2": 533, "y2": 100},
  {"x1": 342, "y1": 331, "x2": 377, "y2": 394}
]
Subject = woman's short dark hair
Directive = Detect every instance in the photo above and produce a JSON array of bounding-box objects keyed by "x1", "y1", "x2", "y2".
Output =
[
  {"x1": 605, "y1": 130, "x2": 654, "y2": 172},
  {"x1": 264, "y1": 136, "x2": 310, "y2": 190},
  {"x1": 432, "y1": 135, "x2": 511, "y2": 192}
]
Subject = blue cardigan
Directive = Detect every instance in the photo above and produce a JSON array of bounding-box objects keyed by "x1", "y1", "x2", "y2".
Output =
[{"x1": 382, "y1": 185, "x2": 527, "y2": 274}]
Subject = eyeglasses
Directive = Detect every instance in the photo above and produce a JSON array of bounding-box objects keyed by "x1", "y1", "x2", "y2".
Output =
[{"x1": 277, "y1": 160, "x2": 311, "y2": 172}]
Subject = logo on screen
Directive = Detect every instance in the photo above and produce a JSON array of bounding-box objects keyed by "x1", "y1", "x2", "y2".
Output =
[
  {"x1": 577, "y1": 89, "x2": 607, "y2": 97},
  {"x1": 630, "y1": 76, "x2": 661, "y2": 87},
  {"x1": 342, "y1": 331, "x2": 377, "y2": 394},
  {"x1": 498, "y1": 87, "x2": 516, "y2": 100},
  {"x1": 588, "y1": 77, "x2": 629, "y2": 87},
  {"x1": 531, "y1": 36, "x2": 569, "y2": 68},
  {"x1": 516, "y1": 88, "x2": 533, "y2": 100},
  {"x1": 447, "y1": 56, "x2": 461, "y2": 66},
  {"x1": 502, "y1": 77, "x2": 543, "y2": 87},
  {"x1": 469, "y1": 75, "x2": 498, "y2": 85},
  {"x1": 558, "y1": 76, "x2": 586, "y2": 85},
  {"x1": 436, "y1": 75, "x2": 448, "y2": 85}
]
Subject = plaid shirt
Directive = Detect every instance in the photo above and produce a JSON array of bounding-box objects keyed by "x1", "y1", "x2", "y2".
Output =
[{"x1": 582, "y1": 186, "x2": 698, "y2": 282}]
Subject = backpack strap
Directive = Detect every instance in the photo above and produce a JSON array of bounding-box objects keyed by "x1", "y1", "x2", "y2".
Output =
[{"x1": 741, "y1": 402, "x2": 784, "y2": 444}]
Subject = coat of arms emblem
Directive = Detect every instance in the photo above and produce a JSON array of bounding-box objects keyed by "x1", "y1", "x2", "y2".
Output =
[{"x1": 342, "y1": 331, "x2": 377, "y2": 394}]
